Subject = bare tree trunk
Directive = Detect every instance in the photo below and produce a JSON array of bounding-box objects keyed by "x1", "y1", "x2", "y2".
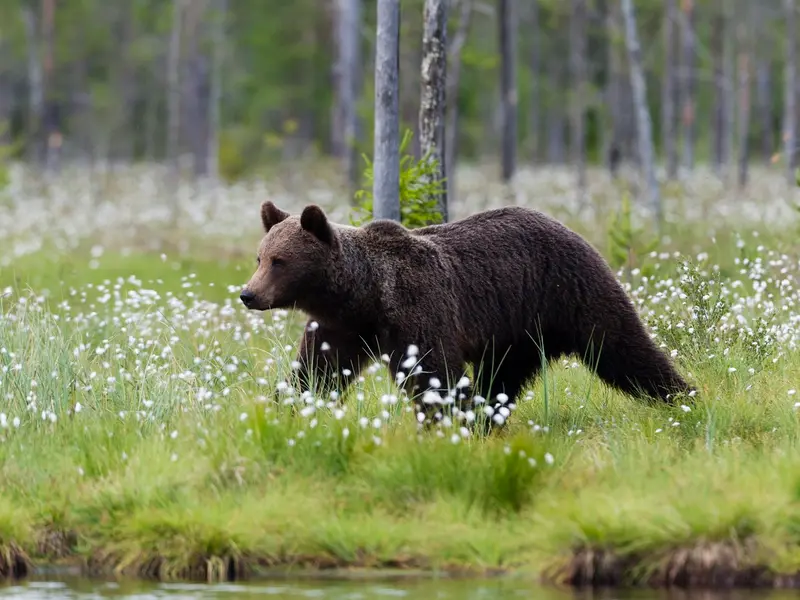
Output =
[
  {"x1": 419, "y1": 0, "x2": 448, "y2": 221},
  {"x1": 570, "y1": 0, "x2": 587, "y2": 197},
  {"x1": 498, "y1": 0, "x2": 517, "y2": 183},
  {"x1": 528, "y1": 0, "x2": 540, "y2": 162},
  {"x1": 373, "y1": 0, "x2": 400, "y2": 221},
  {"x1": 41, "y1": 0, "x2": 59, "y2": 174},
  {"x1": 444, "y1": 0, "x2": 474, "y2": 211},
  {"x1": 621, "y1": 0, "x2": 662, "y2": 228},
  {"x1": 546, "y1": 56, "x2": 566, "y2": 164},
  {"x1": 21, "y1": 5, "x2": 43, "y2": 165},
  {"x1": 756, "y1": 61, "x2": 772, "y2": 165},
  {"x1": 207, "y1": 0, "x2": 226, "y2": 181},
  {"x1": 337, "y1": 0, "x2": 362, "y2": 195},
  {"x1": 399, "y1": 7, "x2": 421, "y2": 160},
  {"x1": 711, "y1": 2, "x2": 725, "y2": 174},
  {"x1": 755, "y1": 5, "x2": 772, "y2": 165},
  {"x1": 167, "y1": 0, "x2": 184, "y2": 179},
  {"x1": 722, "y1": 0, "x2": 735, "y2": 179},
  {"x1": 606, "y1": 0, "x2": 626, "y2": 175},
  {"x1": 785, "y1": 0, "x2": 796, "y2": 184},
  {"x1": 680, "y1": 0, "x2": 695, "y2": 172},
  {"x1": 184, "y1": 0, "x2": 209, "y2": 178},
  {"x1": 736, "y1": 19, "x2": 752, "y2": 188},
  {"x1": 0, "y1": 38, "x2": 10, "y2": 147},
  {"x1": 662, "y1": 0, "x2": 678, "y2": 179}
]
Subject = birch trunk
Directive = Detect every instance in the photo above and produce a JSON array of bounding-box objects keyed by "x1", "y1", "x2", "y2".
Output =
[
  {"x1": 736, "y1": 19, "x2": 752, "y2": 188},
  {"x1": 373, "y1": 0, "x2": 401, "y2": 221},
  {"x1": 662, "y1": 0, "x2": 678, "y2": 179},
  {"x1": 498, "y1": 0, "x2": 517, "y2": 183},
  {"x1": 419, "y1": 0, "x2": 448, "y2": 221},
  {"x1": 208, "y1": 0, "x2": 227, "y2": 181},
  {"x1": 570, "y1": 0, "x2": 587, "y2": 196},
  {"x1": 444, "y1": 0, "x2": 474, "y2": 211},
  {"x1": 785, "y1": 0, "x2": 796, "y2": 183},
  {"x1": 167, "y1": 0, "x2": 184, "y2": 179},
  {"x1": 621, "y1": 0, "x2": 662, "y2": 227},
  {"x1": 712, "y1": 3, "x2": 725, "y2": 174},
  {"x1": 21, "y1": 5, "x2": 43, "y2": 165},
  {"x1": 680, "y1": 0, "x2": 695, "y2": 172},
  {"x1": 756, "y1": 61, "x2": 772, "y2": 165},
  {"x1": 338, "y1": 0, "x2": 362, "y2": 194},
  {"x1": 528, "y1": 0, "x2": 540, "y2": 163}
]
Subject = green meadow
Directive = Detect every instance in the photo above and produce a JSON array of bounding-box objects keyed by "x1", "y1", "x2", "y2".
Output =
[{"x1": 2, "y1": 163, "x2": 800, "y2": 589}]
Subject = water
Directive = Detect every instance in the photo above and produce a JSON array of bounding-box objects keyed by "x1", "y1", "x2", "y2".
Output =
[{"x1": 3, "y1": 577, "x2": 800, "y2": 600}]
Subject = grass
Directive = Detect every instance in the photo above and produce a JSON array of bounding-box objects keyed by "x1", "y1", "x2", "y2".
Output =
[{"x1": 3, "y1": 161, "x2": 800, "y2": 588}]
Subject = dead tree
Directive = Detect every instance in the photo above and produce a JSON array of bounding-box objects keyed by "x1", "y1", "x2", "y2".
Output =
[
  {"x1": 419, "y1": 0, "x2": 448, "y2": 221},
  {"x1": 373, "y1": 0, "x2": 401, "y2": 220},
  {"x1": 784, "y1": 0, "x2": 796, "y2": 184},
  {"x1": 444, "y1": 0, "x2": 474, "y2": 212},
  {"x1": 621, "y1": 0, "x2": 662, "y2": 228},
  {"x1": 498, "y1": 0, "x2": 517, "y2": 183}
]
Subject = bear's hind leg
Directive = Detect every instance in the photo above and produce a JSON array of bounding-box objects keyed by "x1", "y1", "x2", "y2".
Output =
[{"x1": 580, "y1": 328, "x2": 691, "y2": 402}]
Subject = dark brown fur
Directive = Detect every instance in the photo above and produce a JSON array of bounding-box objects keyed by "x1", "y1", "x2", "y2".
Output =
[{"x1": 240, "y1": 201, "x2": 693, "y2": 429}]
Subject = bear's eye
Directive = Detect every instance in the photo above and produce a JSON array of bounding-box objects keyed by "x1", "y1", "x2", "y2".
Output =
[
  {"x1": 256, "y1": 256, "x2": 261, "y2": 265},
  {"x1": 271, "y1": 257, "x2": 285, "y2": 268}
]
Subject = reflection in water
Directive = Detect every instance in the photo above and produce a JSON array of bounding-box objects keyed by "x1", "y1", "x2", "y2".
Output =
[{"x1": 2, "y1": 578, "x2": 800, "y2": 600}]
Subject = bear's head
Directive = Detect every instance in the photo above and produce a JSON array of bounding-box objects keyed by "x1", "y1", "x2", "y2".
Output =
[{"x1": 240, "y1": 201, "x2": 338, "y2": 312}]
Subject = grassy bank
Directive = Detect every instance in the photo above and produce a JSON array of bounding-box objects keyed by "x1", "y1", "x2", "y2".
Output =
[{"x1": 3, "y1": 163, "x2": 800, "y2": 588}]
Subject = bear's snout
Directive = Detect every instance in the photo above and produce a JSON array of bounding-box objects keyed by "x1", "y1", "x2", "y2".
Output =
[{"x1": 239, "y1": 289, "x2": 256, "y2": 308}]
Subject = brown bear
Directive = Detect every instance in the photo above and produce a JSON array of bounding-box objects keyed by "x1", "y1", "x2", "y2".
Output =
[{"x1": 240, "y1": 201, "x2": 693, "y2": 429}]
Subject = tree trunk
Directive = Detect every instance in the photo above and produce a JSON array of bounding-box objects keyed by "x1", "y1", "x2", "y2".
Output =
[
  {"x1": 0, "y1": 38, "x2": 10, "y2": 147},
  {"x1": 606, "y1": 0, "x2": 625, "y2": 175},
  {"x1": 419, "y1": 0, "x2": 448, "y2": 221},
  {"x1": 755, "y1": 4, "x2": 772, "y2": 166},
  {"x1": 722, "y1": 0, "x2": 735, "y2": 179},
  {"x1": 620, "y1": 0, "x2": 662, "y2": 228},
  {"x1": 444, "y1": 0, "x2": 474, "y2": 211},
  {"x1": 662, "y1": 0, "x2": 678, "y2": 179},
  {"x1": 528, "y1": 0, "x2": 540, "y2": 162},
  {"x1": 373, "y1": 0, "x2": 401, "y2": 221},
  {"x1": 167, "y1": 0, "x2": 184, "y2": 179},
  {"x1": 337, "y1": 0, "x2": 362, "y2": 195},
  {"x1": 680, "y1": 0, "x2": 695, "y2": 172},
  {"x1": 756, "y1": 60, "x2": 772, "y2": 165},
  {"x1": 736, "y1": 19, "x2": 752, "y2": 188},
  {"x1": 546, "y1": 56, "x2": 566, "y2": 164},
  {"x1": 785, "y1": 0, "x2": 796, "y2": 184},
  {"x1": 711, "y1": 2, "x2": 725, "y2": 174},
  {"x1": 208, "y1": 0, "x2": 227, "y2": 181},
  {"x1": 184, "y1": 0, "x2": 209, "y2": 178},
  {"x1": 570, "y1": 0, "x2": 587, "y2": 196},
  {"x1": 41, "y1": 0, "x2": 59, "y2": 174},
  {"x1": 21, "y1": 5, "x2": 43, "y2": 165},
  {"x1": 498, "y1": 0, "x2": 517, "y2": 183}
]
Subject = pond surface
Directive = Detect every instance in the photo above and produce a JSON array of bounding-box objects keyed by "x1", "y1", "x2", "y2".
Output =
[{"x1": 3, "y1": 577, "x2": 800, "y2": 599}]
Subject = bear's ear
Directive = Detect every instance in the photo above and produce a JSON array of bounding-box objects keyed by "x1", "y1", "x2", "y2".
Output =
[
  {"x1": 300, "y1": 204, "x2": 334, "y2": 245},
  {"x1": 261, "y1": 201, "x2": 289, "y2": 233}
]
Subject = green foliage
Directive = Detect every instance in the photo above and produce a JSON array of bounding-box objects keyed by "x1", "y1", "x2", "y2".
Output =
[
  {"x1": 0, "y1": 122, "x2": 22, "y2": 193},
  {"x1": 607, "y1": 191, "x2": 658, "y2": 282},
  {"x1": 217, "y1": 129, "x2": 249, "y2": 183},
  {"x1": 350, "y1": 129, "x2": 445, "y2": 229}
]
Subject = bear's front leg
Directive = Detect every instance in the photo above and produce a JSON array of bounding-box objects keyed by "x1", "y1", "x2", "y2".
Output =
[
  {"x1": 385, "y1": 338, "x2": 467, "y2": 430},
  {"x1": 293, "y1": 319, "x2": 369, "y2": 402}
]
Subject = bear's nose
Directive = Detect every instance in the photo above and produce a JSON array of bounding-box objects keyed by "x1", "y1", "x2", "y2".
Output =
[{"x1": 240, "y1": 289, "x2": 255, "y2": 306}]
